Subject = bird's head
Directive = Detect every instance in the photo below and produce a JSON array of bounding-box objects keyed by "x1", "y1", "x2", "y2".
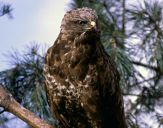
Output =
[{"x1": 60, "y1": 7, "x2": 100, "y2": 39}]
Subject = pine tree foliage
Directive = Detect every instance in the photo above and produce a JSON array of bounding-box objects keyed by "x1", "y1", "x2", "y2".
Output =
[
  {"x1": 0, "y1": 44, "x2": 55, "y2": 127},
  {"x1": 126, "y1": 1, "x2": 163, "y2": 127}
]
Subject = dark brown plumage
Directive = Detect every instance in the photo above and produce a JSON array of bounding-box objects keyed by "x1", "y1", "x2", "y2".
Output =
[{"x1": 44, "y1": 7, "x2": 127, "y2": 128}]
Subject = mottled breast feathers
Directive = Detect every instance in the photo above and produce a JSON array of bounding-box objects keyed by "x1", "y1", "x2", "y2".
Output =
[{"x1": 44, "y1": 7, "x2": 127, "y2": 128}]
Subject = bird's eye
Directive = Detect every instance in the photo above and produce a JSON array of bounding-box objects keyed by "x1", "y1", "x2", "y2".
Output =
[{"x1": 78, "y1": 20, "x2": 88, "y2": 25}]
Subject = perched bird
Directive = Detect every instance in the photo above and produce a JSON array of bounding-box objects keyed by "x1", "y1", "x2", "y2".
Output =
[{"x1": 44, "y1": 7, "x2": 127, "y2": 128}]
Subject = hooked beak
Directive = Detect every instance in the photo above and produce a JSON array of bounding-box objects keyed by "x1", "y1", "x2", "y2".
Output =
[
  {"x1": 90, "y1": 21, "x2": 97, "y2": 31},
  {"x1": 84, "y1": 20, "x2": 100, "y2": 34},
  {"x1": 90, "y1": 21, "x2": 96, "y2": 28}
]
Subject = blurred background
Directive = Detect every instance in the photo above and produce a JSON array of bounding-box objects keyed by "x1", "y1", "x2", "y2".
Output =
[{"x1": 0, "y1": 0, "x2": 162, "y2": 128}]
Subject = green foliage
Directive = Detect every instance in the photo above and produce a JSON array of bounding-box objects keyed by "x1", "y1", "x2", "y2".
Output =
[
  {"x1": 127, "y1": 0, "x2": 163, "y2": 71},
  {"x1": 0, "y1": 44, "x2": 55, "y2": 126}
]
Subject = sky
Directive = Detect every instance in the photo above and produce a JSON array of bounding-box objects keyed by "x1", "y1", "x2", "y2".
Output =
[{"x1": 0, "y1": 0, "x2": 70, "y2": 71}]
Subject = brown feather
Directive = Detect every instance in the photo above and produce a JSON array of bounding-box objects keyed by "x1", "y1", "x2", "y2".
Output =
[{"x1": 44, "y1": 7, "x2": 127, "y2": 128}]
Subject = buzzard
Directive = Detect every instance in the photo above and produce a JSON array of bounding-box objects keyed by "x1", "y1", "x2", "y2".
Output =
[{"x1": 44, "y1": 7, "x2": 127, "y2": 128}]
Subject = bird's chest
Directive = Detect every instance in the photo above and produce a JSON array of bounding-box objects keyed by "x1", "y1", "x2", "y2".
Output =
[
  {"x1": 49, "y1": 62, "x2": 98, "y2": 103},
  {"x1": 59, "y1": 64, "x2": 99, "y2": 100},
  {"x1": 60, "y1": 43, "x2": 97, "y2": 81}
]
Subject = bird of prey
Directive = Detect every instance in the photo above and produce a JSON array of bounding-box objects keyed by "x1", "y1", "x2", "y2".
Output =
[{"x1": 44, "y1": 7, "x2": 127, "y2": 128}]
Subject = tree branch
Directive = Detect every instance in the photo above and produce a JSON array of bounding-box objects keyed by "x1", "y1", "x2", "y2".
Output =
[
  {"x1": 0, "y1": 86, "x2": 53, "y2": 128},
  {"x1": 103, "y1": 0, "x2": 117, "y2": 24},
  {"x1": 131, "y1": 76, "x2": 156, "y2": 87},
  {"x1": 132, "y1": 60, "x2": 158, "y2": 71},
  {"x1": 122, "y1": 0, "x2": 126, "y2": 34}
]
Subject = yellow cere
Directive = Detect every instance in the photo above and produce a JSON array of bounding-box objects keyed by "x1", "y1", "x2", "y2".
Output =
[{"x1": 91, "y1": 21, "x2": 96, "y2": 27}]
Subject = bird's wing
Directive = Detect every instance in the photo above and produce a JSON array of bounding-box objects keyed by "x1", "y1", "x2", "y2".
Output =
[{"x1": 44, "y1": 35, "x2": 71, "y2": 128}]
